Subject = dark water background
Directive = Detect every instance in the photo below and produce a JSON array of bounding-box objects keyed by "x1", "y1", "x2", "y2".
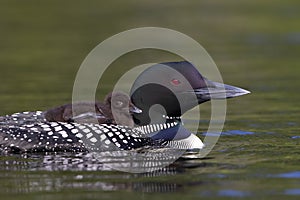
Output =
[{"x1": 0, "y1": 0, "x2": 299, "y2": 199}]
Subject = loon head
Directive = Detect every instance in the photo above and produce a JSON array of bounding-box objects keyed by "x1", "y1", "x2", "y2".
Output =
[{"x1": 130, "y1": 61, "x2": 250, "y2": 126}]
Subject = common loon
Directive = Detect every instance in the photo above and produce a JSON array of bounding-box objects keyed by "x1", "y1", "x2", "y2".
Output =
[{"x1": 0, "y1": 61, "x2": 250, "y2": 153}]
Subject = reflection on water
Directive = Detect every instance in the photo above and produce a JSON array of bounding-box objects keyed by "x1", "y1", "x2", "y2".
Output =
[
  {"x1": 221, "y1": 130, "x2": 254, "y2": 135},
  {"x1": 0, "y1": 153, "x2": 206, "y2": 194},
  {"x1": 217, "y1": 189, "x2": 250, "y2": 197},
  {"x1": 291, "y1": 135, "x2": 300, "y2": 139},
  {"x1": 91, "y1": 149, "x2": 185, "y2": 173},
  {"x1": 275, "y1": 171, "x2": 300, "y2": 179},
  {"x1": 202, "y1": 130, "x2": 254, "y2": 136},
  {"x1": 285, "y1": 189, "x2": 300, "y2": 196},
  {"x1": 0, "y1": 152, "x2": 188, "y2": 172},
  {"x1": 0, "y1": 128, "x2": 299, "y2": 198},
  {"x1": 1, "y1": 150, "x2": 299, "y2": 198}
]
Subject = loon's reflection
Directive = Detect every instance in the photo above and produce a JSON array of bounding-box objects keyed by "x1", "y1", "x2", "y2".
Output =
[{"x1": 0, "y1": 152, "x2": 209, "y2": 193}]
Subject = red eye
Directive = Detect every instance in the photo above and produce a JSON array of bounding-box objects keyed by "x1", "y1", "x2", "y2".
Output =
[{"x1": 171, "y1": 79, "x2": 181, "y2": 86}]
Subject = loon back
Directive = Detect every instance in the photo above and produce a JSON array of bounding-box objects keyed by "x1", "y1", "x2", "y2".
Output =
[{"x1": 0, "y1": 122, "x2": 156, "y2": 153}]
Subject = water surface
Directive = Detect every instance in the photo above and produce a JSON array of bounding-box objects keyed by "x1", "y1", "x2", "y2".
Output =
[{"x1": 0, "y1": 0, "x2": 299, "y2": 199}]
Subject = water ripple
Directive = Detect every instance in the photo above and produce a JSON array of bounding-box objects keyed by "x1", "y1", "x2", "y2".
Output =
[
  {"x1": 291, "y1": 136, "x2": 300, "y2": 139},
  {"x1": 275, "y1": 171, "x2": 300, "y2": 179},
  {"x1": 285, "y1": 189, "x2": 300, "y2": 195},
  {"x1": 218, "y1": 189, "x2": 250, "y2": 197},
  {"x1": 202, "y1": 130, "x2": 254, "y2": 136}
]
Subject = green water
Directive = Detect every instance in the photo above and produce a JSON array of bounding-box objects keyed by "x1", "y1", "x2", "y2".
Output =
[{"x1": 0, "y1": 0, "x2": 299, "y2": 199}]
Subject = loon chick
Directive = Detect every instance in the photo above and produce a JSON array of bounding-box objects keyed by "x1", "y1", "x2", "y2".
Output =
[
  {"x1": 0, "y1": 92, "x2": 141, "y2": 128},
  {"x1": 44, "y1": 92, "x2": 141, "y2": 127},
  {"x1": 0, "y1": 61, "x2": 249, "y2": 153}
]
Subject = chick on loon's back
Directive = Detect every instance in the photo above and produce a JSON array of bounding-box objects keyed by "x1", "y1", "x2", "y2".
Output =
[
  {"x1": 44, "y1": 91, "x2": 141, "y2": 127},
  {"x1": 0, "y1": 92, "x2": 141, "y2": 127}
]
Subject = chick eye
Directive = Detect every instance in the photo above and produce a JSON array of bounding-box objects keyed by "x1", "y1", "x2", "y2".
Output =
[
  {"x1": 171, "y1": 79, "x2": 181, "y2": 86},
  {"x1": 114, "y1": 101, "x2": 124, "y2": 108}
]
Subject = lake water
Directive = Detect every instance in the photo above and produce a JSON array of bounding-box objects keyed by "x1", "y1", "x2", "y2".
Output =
[{"x1": 0, "y1": 1, "x2": 299, "y2": 200}]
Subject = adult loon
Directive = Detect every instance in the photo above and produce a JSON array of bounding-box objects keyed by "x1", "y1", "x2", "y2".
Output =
[{"x1": 0, "y1": 61, "x2": 250, "y2": 153}]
